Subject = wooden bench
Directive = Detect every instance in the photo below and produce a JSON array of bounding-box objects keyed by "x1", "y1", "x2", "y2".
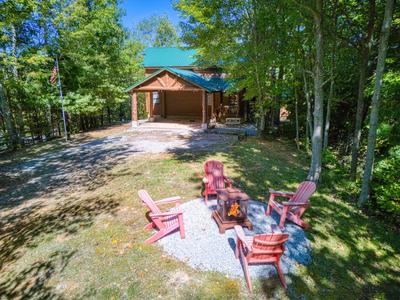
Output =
[{"x1": 225, "y1": 118, "x2": 241, "y2": 125}]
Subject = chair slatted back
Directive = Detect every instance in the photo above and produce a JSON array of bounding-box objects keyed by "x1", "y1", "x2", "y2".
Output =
[
  {"x1": 204, "y1": 160, "x2": 225, "y2": 191},
  {"x1": 291, "y1": 181, "x2": 316, "y2": 203},
  {"x1": 252, "y1": 233, "x2": 289, "y2": 260},
  {"x1": 138, "y1": 190, "x2": 162, "y2": 214}
]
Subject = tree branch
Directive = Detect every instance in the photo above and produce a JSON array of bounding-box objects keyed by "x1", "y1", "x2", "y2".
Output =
[{"x1": 290, "y1": 0, "x2": 317, "y2": 17}]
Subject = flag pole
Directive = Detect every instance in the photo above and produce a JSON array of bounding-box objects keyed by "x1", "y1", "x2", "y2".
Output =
[{"x1": 56, "y1": 56, "x2": 68, "y2": 141}]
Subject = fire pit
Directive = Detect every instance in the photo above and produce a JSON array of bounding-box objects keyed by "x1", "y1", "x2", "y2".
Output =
[{"x1": 212, "y1": 188, "x2": 253, "y2": 234}]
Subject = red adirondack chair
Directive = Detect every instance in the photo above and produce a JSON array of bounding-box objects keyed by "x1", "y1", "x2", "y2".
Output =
[
  {"x1": 138, "y1": 190, "x2": 185, "y2": 244},
  {"x1": 234, "y1": 225, "x2": 289, "y2": 292},
  {"x1": 202, "y1": 160, "x2": 233, "y2": 205},
  {"x1": 266, "y1": 181, "x2": 316, "y2": 229}
]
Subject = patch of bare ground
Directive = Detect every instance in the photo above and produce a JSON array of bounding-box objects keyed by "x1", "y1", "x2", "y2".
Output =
[{"x1": 0, "y1": 123, "x2": 131, "y2": 166}]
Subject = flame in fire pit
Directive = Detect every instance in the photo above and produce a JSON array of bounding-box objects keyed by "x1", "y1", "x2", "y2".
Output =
[{"x1": 228, "y1": 202, "x2": 240, "y2": 217}]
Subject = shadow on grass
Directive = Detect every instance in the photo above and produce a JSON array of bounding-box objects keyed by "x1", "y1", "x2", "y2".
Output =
[
  {"x1": 168, "y1": 135, "x2": 400, "y2": 298},
  {"x1": 0, "y1": 249, "x2": 75, "y2": 299},
  {"x1": 0, "y1": 195, "x2": 119, "y2": 296},
  {"x1": 293, "y1": 190, "x2": 400, "y2": 298},
  {"x1": 169, "y1": 136, "x2": 308, "y2": 200},
  {"x1": 0, "y1": 136, "x2": 139, "y2": 209}
]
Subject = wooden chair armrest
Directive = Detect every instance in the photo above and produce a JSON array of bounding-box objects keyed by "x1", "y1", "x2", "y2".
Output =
[
  {"x1": 234, "y1": 225, "x2": 252, "y2": 251},
  {"x1": 224, "y1": 176, "x2": 234, "y2": 185},
  {"x1": 150, "y1": 210, "x2": 183, "y2": 218},
  {"x1": 282, "y1": 202, "x2": 309, "y2": 206},
  {"x1": 155, "y1": 196, "x2": 181, "y2": 205},
  {"x1": 269, "y1": 188, "x2": 295, "y2": 198}
]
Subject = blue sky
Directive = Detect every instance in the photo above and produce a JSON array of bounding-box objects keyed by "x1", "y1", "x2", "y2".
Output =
[{"x1": 120, "y1": 0, "x2": 181, "y2": 29}]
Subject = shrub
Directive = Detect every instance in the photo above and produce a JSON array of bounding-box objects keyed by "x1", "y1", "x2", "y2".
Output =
[{"x1": 371, "y1": 145, "x2": 400, "y2": 217}]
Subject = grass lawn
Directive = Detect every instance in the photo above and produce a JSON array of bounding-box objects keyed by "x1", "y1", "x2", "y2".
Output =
[{"x1": 0, "y1": 136, "x2": 399, "y2": 299}]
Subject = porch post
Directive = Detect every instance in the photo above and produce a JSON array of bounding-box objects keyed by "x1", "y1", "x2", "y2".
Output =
[
  {"x1": 149, "y1": 92, "x2": 154, "y2": 120},
  {"x1": 131, "y1": 92, "x2": 138, "y2": 127},
  {"x1": 145, "y1": 92, "x2": 151, "y2": 119},
  {"x1": 202, "y1": 90, "x2": 208, "y2": 129},
  {"x1": 161, "y1": 91, "x2": 166, "y2": 118},
  {"x1": 211, "y1": 93, "x2": 215, "y2": 118}
]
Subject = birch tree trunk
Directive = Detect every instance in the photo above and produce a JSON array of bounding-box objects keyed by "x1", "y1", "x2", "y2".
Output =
[
  {"x1": 307, "y1": 0, "x2": 324, "y2": 182},
  {"x1": 303, "y1": 69, "x2": 312, "y2": 152},
  {"x1": 259, "y1": 113, "x2": 266, "y2": 131},
  {"x1": 323, "y1": 0, "x2": 337, "y2": 150},
  {"x1": 254, "y1": 63, "x2": 266, "y2": 131},
  {"x1": 350, "y1": 0, "x2": 376, "y2": 179},
  {"x1": 0, "y1": 82, "x2": 17, "y2": 149},
  {"x1": 358, "y1": 0, "x2": 394, "y2": 206},
  {"x1": 249, "y1": 0, "x2": 269, "y2": 133},
  {"x1": 295, "y1": 87, "x2": 300, "y2": 150},
  {"x1": 10, "y1": 24, "x2": 24, "y2": 144},
  {"x1": 323, "y1": 78, "x2": 333, "y2": 150},
  {"x1": 107, "y1": 106, "x2": 112, "y2": 124},
  {"x1": 45, "y1": 104, "x2": 53, "y2": 139}
]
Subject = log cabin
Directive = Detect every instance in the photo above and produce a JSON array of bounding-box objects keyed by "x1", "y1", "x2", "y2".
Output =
[{"x1": 125, "y1": 47, "x2": 253, "y2": 128}]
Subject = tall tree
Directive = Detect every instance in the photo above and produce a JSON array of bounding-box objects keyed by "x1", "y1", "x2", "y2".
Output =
[
  {"x1": 293, "y1": 0, "x2": 325, "y2": 181},
  {"x1": 0, "y1": 82, "x2": 17, "y2": 149},
  {"x1": 323, "y1": 0, "x2": 338, "y2": 150},
  {"x1": 358, "y1": 0, "x2": 394, "y2": 206},
  {"x1": 308, "y1": 0, "x2": 324, "y2": 182},
  {"x1": 133, "y1": 15, "x2": 179, "y2": 47},
  {"x1": 176, "y1": 0, "x2": 303, "y2": 132},
  {"x1": 350, "y1": 0, "x2": 376, "y2": 179}
]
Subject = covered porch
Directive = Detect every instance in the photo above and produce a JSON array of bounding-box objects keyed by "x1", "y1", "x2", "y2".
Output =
[{"x1": 126, "y1": 67, "x2": 239, "y2": 129}]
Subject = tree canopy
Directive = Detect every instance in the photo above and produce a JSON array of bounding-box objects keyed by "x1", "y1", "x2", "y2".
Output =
[
  {"x1": 132, "y1": 14, "x2": 179, "y2": 47},
  {"x1": 175, "y1": 0, "x2": 399, "y2": 216},
  {"x1": 0, "y1": 3, "x2": 180, "y2": 150}
]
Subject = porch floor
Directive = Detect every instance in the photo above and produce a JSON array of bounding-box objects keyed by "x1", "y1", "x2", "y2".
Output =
[
  {"x1": 134, "y1": 119, "x2": 257, "y2": 136},
  {"x1": 136, "y1": 119, "x2": 202, "y2": 131}
]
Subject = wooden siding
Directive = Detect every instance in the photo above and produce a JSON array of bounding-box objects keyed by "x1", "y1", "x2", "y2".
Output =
[
  {"x1": 135, "y1": 70, "x2": 202, "y2": 92},
  {"x1": 165, "y1": 91, "x2": 202, "y2": 119}
]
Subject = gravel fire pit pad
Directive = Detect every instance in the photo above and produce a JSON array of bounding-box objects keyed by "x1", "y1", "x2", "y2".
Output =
[{"x1": 158, "y1": 198, "x2": 311, "y2": 278}]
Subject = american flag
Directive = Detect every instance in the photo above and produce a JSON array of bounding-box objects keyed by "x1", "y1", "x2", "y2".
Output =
[{"x1": 49, "y1": 63, "x2": 58, "y2": 85}]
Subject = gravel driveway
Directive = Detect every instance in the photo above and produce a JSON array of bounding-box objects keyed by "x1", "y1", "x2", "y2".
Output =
[{"x1": 0, "y1": 127, "x2": 237, "y2": 205}]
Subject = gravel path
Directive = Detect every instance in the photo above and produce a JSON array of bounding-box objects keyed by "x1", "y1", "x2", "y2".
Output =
[
  {"x1": 1, "y1": 128, "x2": 237, "y2": 205},
  {"x1": 158, "y1": 198, "x2": 311, "y2": 278}
]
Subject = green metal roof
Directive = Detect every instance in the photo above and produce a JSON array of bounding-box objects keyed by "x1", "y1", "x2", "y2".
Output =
[
  {"x1": 125, "y1": 67, "x2": 232, "y2": 93},
  {"x1": 143, "y1": 47, "x2": 197, "y2": 67}
]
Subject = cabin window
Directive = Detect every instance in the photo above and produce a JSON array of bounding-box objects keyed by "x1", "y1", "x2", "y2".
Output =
[
  {"x1": 152, "y1": 92, "x2": 160, "y2": 104},
  {"x1": 207, "y1": 93, "x2": 213, "y2": 105}
]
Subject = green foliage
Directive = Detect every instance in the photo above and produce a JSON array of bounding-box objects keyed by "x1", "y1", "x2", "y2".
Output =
[
  {"x1": 133, "y1": 15, "x2": 179, "y2": 47},
  {"x1": 64, "y1": 93, "x2": 104, "y2": 115},
  {"x1": 154, "y1": 17, "x2": 179, "y2": 47},
  {"x1": 372, "y1": 146, "x2": 400, "y2": 216},
  {"x1": 0, "y1": 0, "x2": 145, "y2": 146},
  {"x1": 322, "y1": 148, "x2": 337, "y2": 166},
  {"x1": 375, "y1": 122, "x2": 393, "y2": 152},
  {"x1": 365, "y1": 63, "x2": 400, "y2": 151}
]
